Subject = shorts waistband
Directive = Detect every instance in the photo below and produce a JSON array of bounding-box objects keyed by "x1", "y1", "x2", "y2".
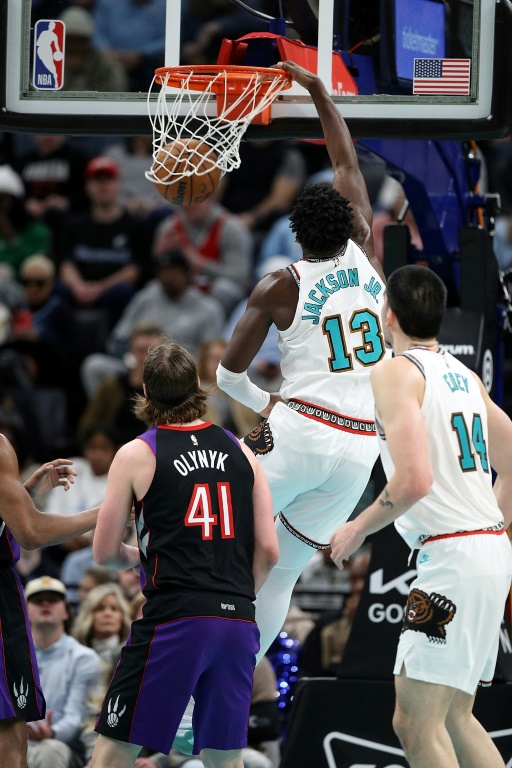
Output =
[
  {"x1": 420, "y1": 522, "x2": 505, "y2": 545},
  {"x1": 287, "y1": 399, "x2": 376, "y2": 436}
]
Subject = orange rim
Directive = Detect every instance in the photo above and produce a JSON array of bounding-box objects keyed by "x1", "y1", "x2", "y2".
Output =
[{"x1": 154, "y1": 64, "x2": 292, "y2": 94}]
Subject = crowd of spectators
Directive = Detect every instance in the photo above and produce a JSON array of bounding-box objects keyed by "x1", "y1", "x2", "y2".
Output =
[{"x1": 2, "y1": 3, "x2": 512, "y2": 766}]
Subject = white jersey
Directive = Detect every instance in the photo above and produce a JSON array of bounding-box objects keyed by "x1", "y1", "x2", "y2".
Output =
[
  {"x1": 279, "y1": 241, "x2": 386, "y2": 421},
  {"x1": 377, "y1": 348, "x2": 504, "y2": 549}
]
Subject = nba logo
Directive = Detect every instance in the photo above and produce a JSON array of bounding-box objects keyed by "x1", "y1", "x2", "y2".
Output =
[{"x1": 33, "y1": 20, "x2": 65, "y2": 90}]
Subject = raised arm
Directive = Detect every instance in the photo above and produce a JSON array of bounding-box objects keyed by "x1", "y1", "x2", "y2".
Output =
[
  {"x1": 0, "y1": 435, "x2": 97, "y2": 550},
  {"x1": 277, "y1": 60, "x2": 384, "y2": 282}
]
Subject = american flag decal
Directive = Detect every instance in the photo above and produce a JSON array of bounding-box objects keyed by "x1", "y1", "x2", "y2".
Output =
[{"x1": 413, "y1": 58, "x2": 471, "y2": 95}]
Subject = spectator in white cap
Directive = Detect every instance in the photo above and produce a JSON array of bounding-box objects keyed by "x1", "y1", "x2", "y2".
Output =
[
  {"x1": 59, "y1": 6, "x2": 128, "y2": 93},
  {"x1": 0, "y1": 165, "x2": 52, "y2": 278},
  {"x1": 25, "y1": 576, "x2": 102, "y2": 768},
  {"x1": 0, "y1": 165, "x2": 25, "y2": 199}
]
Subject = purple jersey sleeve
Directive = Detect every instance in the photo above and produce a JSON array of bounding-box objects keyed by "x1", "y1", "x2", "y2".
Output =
[
  {"x1": 222, "y1": 428, "x2": 241, "y2": 448},
  {"x1": 136, "y1": 426, "x2": 158, "y2": 455}
]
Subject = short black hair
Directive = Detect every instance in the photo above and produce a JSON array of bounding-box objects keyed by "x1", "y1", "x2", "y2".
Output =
[
  {"x1": 289, "y1": 184, "x2": 354, "y2": 256},
  {"x1": 386, "y1": 265, "x2": 447, "y2": 339}
]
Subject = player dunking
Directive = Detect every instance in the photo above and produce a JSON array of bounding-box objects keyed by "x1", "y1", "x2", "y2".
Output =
[
  {"x1": 0, "y1": 446, "x2": 98, "y2": 768},
  {"x1": 91, "y1": 339, "x2": 277, "y2": 768},
  {"x1": 216, "y1": 60, "x2": 387, "y2": 662},
  {"x1": 330, "y1": 265, "x2": 512, "y2": 768}
]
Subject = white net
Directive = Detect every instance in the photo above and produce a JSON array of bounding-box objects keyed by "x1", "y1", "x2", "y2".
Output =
[{"x1": 145, "y1": 67, "x2": 290, "y2": 186}]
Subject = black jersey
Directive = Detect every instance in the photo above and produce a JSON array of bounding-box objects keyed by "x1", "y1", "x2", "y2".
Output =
[{"x1": 135, "y1": 423, "x2": 256, "y2": 604}]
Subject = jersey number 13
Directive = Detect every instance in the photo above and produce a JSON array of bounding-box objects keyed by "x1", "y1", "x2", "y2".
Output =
[{"x1": 323, "y1": 309, "x2": 385, "y2": 371}]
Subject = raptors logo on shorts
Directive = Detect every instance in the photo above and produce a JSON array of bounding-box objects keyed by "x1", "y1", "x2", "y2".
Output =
[
  {"x1": 402, "y1": 588, "x2": 457, "y2": 643},
  {"x1": 244, "y1": 420, "x2": 274, "y2": 456}
]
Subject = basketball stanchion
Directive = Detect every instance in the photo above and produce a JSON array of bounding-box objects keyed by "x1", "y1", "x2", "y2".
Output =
[{"x1": 145, "y1": 65, "x2": 291, "y2": 206}]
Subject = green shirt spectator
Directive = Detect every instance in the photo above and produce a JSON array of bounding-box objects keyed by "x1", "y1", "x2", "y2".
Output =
[{"x1": 0, "y1": 165, "x2": 52, "y2": 277}]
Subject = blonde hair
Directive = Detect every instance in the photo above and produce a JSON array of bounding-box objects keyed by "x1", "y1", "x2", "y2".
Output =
[
  {"x1": 20, "y1": 254, "x2": 55, "y2": 279},
  {"x1": 72, "y1": 583, "x2": 132, "y2": 647}
]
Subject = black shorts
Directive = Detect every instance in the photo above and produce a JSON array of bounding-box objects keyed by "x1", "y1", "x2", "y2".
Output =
[
  {"x1": 0, "y1": 567, "x2": 45, "y2": 721},
  {"x1": 95, "y1": 591, "x2": 259, "y2": 754}
]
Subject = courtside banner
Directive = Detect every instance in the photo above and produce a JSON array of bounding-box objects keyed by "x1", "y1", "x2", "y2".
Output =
[
  {"x1": 281, "y1": 679, "x2": 512, "y2": 767},
  {"x1": 33, "y1": 20, "x2": 65, "y2": 90}
]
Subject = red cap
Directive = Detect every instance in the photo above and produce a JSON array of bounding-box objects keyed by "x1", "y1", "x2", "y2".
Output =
[{"x1": 85, "y1": 156, "x2": 120, "y2": 179}]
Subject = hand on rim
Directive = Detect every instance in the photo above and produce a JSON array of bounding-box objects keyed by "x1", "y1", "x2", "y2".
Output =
[{"x1": 275, "y1": 60, "x2": 319, "y2": 90}]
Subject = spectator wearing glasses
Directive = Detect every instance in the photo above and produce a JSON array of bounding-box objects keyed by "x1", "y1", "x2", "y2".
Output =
[{"x1": 11, "y1": 254, "x2": 78, "y2": 388}]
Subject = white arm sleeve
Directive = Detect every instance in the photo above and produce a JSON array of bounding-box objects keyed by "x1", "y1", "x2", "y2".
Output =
[{"x1": 216, "y1": 363, "x2": 270, "y2": 413}]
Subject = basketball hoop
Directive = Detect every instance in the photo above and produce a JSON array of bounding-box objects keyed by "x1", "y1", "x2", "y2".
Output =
[{"x1": 146, "y1": 65, "x2": 292, "y2": 185}]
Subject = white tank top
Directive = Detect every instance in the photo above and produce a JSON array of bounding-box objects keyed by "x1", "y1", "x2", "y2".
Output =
[
  {"x1": 377, "y1": 348, "x2": 503, "y2": 549},
  {"x1": 279, "y1": 241, "x2": 386, "y2": 421}
]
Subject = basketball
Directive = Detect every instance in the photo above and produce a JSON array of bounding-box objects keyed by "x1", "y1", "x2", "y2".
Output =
[
  {"x1": 151, "y1": 138, "x2": 222, "y2": 207},
  {"x1": 53, "y1": 51, "x2": 64, "y2": 61}
]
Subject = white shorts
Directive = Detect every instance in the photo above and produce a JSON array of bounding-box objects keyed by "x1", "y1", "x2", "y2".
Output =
[
  {"x1": 248, "y1": 401, "x2": 379, "y2": 547},
  {"x1": 394, "y1": 529, "x2": 512, "y2": 694}
]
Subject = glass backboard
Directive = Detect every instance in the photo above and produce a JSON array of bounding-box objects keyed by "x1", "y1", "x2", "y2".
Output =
[{"x1": 1, "y1": 0, "x2": 511, "y2": 139}]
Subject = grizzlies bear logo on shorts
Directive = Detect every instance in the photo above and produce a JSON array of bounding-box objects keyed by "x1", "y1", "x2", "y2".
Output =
[
  {"x1": 244, "y1": 420, "x2": 274, "y2": 456},
  {"x1": 402, "y1": 588, "x2": 456, "y2": 643}
]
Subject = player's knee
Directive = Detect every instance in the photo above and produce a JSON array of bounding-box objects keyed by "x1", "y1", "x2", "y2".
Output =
[
  {"x1": 91, "y1": 734, "x2": 141, "y2": 768},
  {"x1": 393, "y1": 708, "x2": 432, "y2": 758},
  {"x1": 445, "y1": 706, "x2": 474, "y2": 739},
  {"x1": 392, "y1": 706, "x2": 413, "y2": 750}
]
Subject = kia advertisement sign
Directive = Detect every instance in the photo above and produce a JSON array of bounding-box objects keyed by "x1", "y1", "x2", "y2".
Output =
[{"x1": 280, "y1": 519, "x2": 512, "y2": 768}]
